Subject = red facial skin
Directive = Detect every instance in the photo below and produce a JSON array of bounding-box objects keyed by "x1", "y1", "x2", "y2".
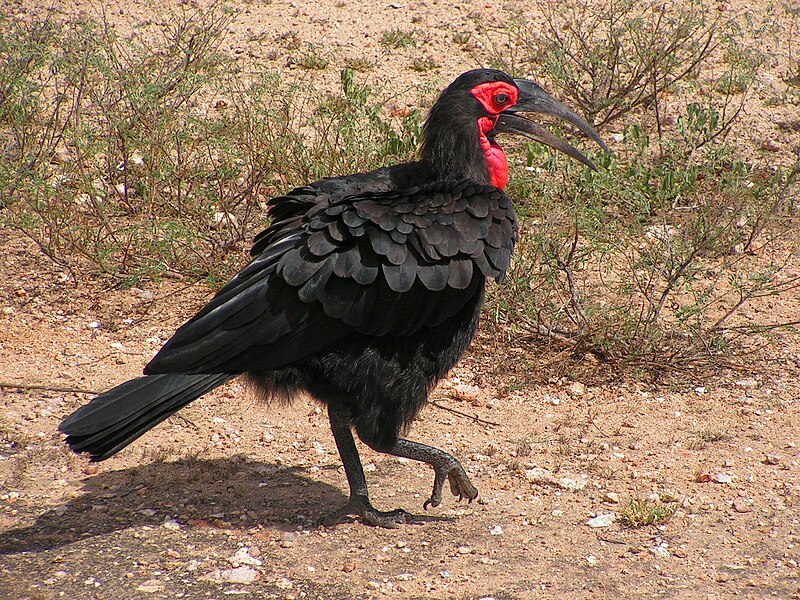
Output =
[{"x1": 469, "y1": 82, "x2": 519, "y2": 189}]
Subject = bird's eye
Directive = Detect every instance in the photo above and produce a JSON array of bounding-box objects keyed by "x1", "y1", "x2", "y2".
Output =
[{"x1": 494, "y1": 92, "x2": 511, "y2": 106}]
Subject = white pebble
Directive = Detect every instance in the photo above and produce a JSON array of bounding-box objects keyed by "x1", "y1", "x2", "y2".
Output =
[
  {"x1": 586, "y1": 513, "x2": 616, "y2": 528},
  {"x1": 714, "y1": 473, "x2": 733, "y2": 484},
  {"x1": 162, "y1": 519, "x2": 180, "y2": 530},
  {"x1": 229, "y1": 547, "x2": 263, "y2": 566},
  {"x1": 650, "y1": 544, "x2": 670, "y2": 559},
  {"x1": 207, "y1": 566, "x2": 259, "y2": 584}
]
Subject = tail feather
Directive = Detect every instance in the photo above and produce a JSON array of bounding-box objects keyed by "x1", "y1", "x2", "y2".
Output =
[{"x1": 59, "y1": 373, "x2": 233, "y2": 461}]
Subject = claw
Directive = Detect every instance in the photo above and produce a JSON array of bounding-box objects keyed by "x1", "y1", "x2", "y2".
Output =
[
  {"x1": 423, "y1": 463, "x2": 478, "y2": 510},
  {"x1": 319, "y1": 495, "x2": 409, "y2": 529},
  {"x1": 449, "y1": 473, "x2": 463, "y2": 498}
]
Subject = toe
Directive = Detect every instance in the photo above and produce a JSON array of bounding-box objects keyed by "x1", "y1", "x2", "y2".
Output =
[{"x1": 364, "y1": 508, "x2": 408, "y2": 528}]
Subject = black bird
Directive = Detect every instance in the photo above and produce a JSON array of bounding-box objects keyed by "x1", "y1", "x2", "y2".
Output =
[{"x1": 60, "y1": 69, "x2": 606, "y2": 527}]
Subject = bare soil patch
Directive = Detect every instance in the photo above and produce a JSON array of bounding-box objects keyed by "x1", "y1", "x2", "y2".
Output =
[{"x1": 2, "y1": 1, "x2": 799, "y2": 599}]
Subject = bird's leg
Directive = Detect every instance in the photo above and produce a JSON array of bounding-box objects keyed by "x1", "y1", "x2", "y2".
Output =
[
  {"x1": 322, "y1": 404, "x2": 408, "y2": 528},
  {"x1": 383, "y1": 439, "x2": 478, "y2": 510}
]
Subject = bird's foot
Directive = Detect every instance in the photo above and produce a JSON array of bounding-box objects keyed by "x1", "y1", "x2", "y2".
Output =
[
  {"x1": 423, "y1": 461, "x2": 478, "y2": 510},
  {"x1": 319, "y1": 495, "x2": 409, "y2": 529}
]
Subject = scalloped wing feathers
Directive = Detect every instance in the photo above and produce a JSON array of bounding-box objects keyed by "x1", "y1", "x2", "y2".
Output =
[{"x1": 145, "y1": 177, "x2": 517, "y2": 375}]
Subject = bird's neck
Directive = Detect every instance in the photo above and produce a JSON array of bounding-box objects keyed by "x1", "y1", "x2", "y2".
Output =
[
  {"x1": 476, "y1": 116, "x2": 509, "y2": 190},
  {"x1": 421, "y1": 115, "x2": 508, "y2": 190}
]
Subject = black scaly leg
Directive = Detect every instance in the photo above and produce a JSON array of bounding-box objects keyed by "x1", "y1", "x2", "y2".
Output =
[
  {"x1": 382, "y1": 439, "x2": 478, "y2": 510},
  {"x1": 322, "y1": 403, "x2": 409, "y2": 528}
]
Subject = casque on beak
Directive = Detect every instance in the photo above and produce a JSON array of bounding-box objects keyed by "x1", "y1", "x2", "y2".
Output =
[{"x1": 494, "y1": 78, "x2": 609, "y2": 171}]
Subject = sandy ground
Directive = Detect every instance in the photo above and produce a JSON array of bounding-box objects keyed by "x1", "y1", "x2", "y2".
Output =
[{"x1": 1, "y1": 0, "x2": 800, "y2": 598}]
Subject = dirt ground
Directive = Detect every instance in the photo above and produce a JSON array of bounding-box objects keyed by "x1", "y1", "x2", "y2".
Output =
[{"x1": 2, "y1": 0, "x2": 800, "y2": 598}]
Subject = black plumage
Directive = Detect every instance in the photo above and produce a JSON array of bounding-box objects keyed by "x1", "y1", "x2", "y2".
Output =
[{"x1": 60, "y1": 69, "x2": 605, "y2": 527}]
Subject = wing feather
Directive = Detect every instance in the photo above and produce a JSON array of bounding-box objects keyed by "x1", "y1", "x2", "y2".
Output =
[{"x1": 145, "y1": 173, "x2": 518, "y2": 376}]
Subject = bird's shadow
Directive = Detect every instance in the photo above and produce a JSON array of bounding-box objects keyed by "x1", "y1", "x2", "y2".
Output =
[{"x1": 0, "y1": 455, "x2": 449, "y2": 556}]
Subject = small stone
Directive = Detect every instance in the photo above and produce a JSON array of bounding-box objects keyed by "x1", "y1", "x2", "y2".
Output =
[
  {"x1": 558, "y1": 476, "x2": 586, "y2": 491},
  {"x1": 489, "y1": 525, "x2": 504, "y2": 536},
  {"x1": 586, "y1": 555, "x2": 598, "y2": 565},
  {"x1": 130, "y1": 287, "x2": 155, "y2": 301},
  {"x1": 645, "y1": 224, "x2": 678, "y2": 241},
  {"x1": 714, "y1": 473, "x2": 733, "y2": 484},
  {"x1": 342, "y1": 562, "x2": 356, "y2": 573},
  {"x1": 586, "y1": 513, "x2": 616, "y2": 528},
  {"x1": 162, "y1": 518, "x2": 180, "y2": 530},
  {"x1": 457, "y1": 546, "x2": 471, "y2": 554},
  {"x1": 567, "y1": 382, "x2": 586, "y2": 397},
  {"x1": 229, "y1": 547, "x2": 263, "y2": 566},
  {"x1": 187, "y1": 560, "x2": 201, "y2": 572},
  {"x1": 733, "y1": 499, "x2": 753, "y2": 513},
  {"x1": 280, "y1": 531, "x2": 297, "y2": 548},
  {"x1": 207, "y1": 567, "x2": 260, "y2": 585},
  {"x1": 212, "y1": 211, "x2": 238, "y2": 228},
  {"x1": 601, "y1": 492, "x2": 620, "y2": 504},
  {"x1": 761, "y1": 139, "x2": 780, "y2": 152},
  {"x1": 136, "y1": 581, "x2": 164, "y2": 593},
  {"x1": 649, "y1": 544, "x2": 670, "y2": 559},
  {"x1": 453, "y1": 383, "x2": 481, "y2": 402},
  {"x1": 735, "y1": 378, "x2": 759, "y2": 389},
  {"x1": 74, "y1": 193, "x2": 92, "y2": 206},
  {"x1": 526, "y1": 467, "x2": 555, "y2": 483},
  {"x1": 366, "y1": 581, "x2": 381, "y2": 590},
  {"x1": 763, "y1": 455, "x2": 780, "y2": 465},
  {"x1": 139, "y1": 509, "x2": 156, "y2": 517},
  {"x1": 525, "y1": 467, "x2": 586, "y2": 491},
  {"x1": 53, "y1": 147, "x2": 73, "y2": 164},
  {"x1": 129, "y1": 150, "x2": 144, "y2": 166}
]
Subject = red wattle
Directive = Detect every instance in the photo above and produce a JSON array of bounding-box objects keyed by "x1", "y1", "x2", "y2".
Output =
[{"x1": 477, "y1": 116, "x2": 509, "y2": 189}]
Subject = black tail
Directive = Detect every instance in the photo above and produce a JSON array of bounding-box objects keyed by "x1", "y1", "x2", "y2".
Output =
[{"x1": 59, "y1": 373, "x2": 233, "y2": 461}]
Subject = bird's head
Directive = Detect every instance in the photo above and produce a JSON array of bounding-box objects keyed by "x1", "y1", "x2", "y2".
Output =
[{"x1": 421, "y1": 69, "x2": 608, "y2": 189}]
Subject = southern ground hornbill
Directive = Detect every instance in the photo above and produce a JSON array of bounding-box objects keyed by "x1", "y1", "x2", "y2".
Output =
[{"x1": 60, "y1": 69, "x2": 606, "y2": 528}]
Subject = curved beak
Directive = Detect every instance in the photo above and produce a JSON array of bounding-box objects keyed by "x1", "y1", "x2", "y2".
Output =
[{"x1": 495, "y1": 78, "x2": 609, "y2": 170}]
